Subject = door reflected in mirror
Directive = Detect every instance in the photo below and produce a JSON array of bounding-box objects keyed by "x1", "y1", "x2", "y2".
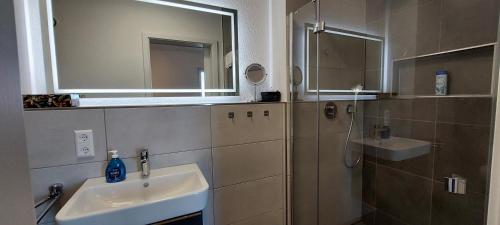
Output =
[{"x1": 46, "y1": 0, "x2": 238, "y2": 97}]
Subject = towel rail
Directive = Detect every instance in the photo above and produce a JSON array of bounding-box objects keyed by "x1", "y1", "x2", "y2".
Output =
[{"x1": 35, "y1": 183, "x2": 63, "y2": 224}]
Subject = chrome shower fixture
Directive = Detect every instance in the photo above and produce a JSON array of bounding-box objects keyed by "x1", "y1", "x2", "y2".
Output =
[
  {"x1": 344, "y1": 83, "x2": 364, "y2": 169},
  {"x1": 351, "y1": 84, "x2": 364, "y2": 93}
]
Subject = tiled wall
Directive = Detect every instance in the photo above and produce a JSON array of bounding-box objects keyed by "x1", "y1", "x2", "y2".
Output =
[
  {"x1": 290, "y1": 98, "x2": 494, "y2": 225},
  {"x1": 362, "y1": 97, "x2": 493, "y2": 225},
  {"x1": 366, "y1": 0, "x2": 499, "y2": 96},
  {"x1": 360, "y1": 1, "x2": 498, "y2": 223},
  {"x1": 395, "y1": 46, "x2": 494, "y2": 96},
  {"x1": 376, "y1": 0, "x2": 499, "y2": 59},
  {"x1": 24, "y1": 103, "x2": 286, "y2": 225}
]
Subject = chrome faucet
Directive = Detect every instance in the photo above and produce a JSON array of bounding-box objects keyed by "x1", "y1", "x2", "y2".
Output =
[{"x1": 140, "y1": 149, "x2": 150, "y2": 177}]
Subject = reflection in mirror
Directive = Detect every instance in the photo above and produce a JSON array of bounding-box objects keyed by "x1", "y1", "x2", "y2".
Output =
[
  {"x1": 46, "y1": 0, "x2": 238, "y2": 97},
  {"x1": 292, "y1": 66, "x2": 303, "y2": 86},
  {"x1": 292, "y1": 66, "x2": 303, "y2": 99},
  {"x1": 306, "y1": 26, "x2": 384, "y2": 94}
]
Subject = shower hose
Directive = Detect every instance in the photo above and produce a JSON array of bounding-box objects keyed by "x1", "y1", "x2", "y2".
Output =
[{"x1": 344, "y1": 90, "x2": 362, "y2": 168}]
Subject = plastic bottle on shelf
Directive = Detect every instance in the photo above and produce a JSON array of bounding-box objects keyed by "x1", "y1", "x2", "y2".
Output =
[{"x1": 435, "y1": 70, "x2": 448, "y2": 96}]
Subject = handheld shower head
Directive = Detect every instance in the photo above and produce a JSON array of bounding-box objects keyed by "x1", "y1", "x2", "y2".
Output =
[{"x1": 352, "y1": 84, "x2": 364, "y2": 93}]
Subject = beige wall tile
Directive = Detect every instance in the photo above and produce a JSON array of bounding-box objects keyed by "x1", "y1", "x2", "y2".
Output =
[
  {"x1": 292, "y1": 137, "x2": 318, "y2": 225},
  {"x1": 105, "y1": 106, "x2": 211, "y2": 158},
  {"x1": 214, "y1": 176, "x2": 283, "y2": 225},
  {"x1": 292, "y1": 102, "x2": 317, "y2": 139},
  {"x1": 231, "y1": 209, "x2": 283, "y2": 225},
  {"x1": 26, "y1": 103, "x2": 287, "y2": 225},
  {"x1": 213, "y1": 140, "x2": 283, "y2": 188},
  {"x1": 211, "y1": 104, "x2": 285, "y2": 147},
  {"x1": 31, "y1": 162, "x2": 105, "y2": 224},
  {"x1": 121, "y1": 148, "x2": 213, "y2": 187},
  {"x1": 24, "y1": 109, "x2": 107, "y2": 168}
]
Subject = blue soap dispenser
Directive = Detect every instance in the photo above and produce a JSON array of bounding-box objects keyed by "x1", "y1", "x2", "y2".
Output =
[{"x1": 106, "y1": 150, "x2": 126, "y2": 183}]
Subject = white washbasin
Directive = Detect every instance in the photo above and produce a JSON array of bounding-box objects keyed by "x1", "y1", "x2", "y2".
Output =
[
  {"x1": 351, "y1": 136, "x2": 432, "y2": 161},
  {"x1": 56, "y1": 164, "x2": 209, "y2": 225}
]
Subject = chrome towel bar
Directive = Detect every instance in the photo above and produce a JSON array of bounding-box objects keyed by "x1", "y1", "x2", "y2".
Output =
[{"x1": 35, "y1": 183, "x2": 63, "y2": 224}]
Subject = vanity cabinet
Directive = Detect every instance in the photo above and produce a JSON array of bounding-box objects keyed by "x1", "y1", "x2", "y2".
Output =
[
  {"x1": 211, "y1": 103, "x2": 285, "y2": 147},
  {"x1": 150, "y1": 212, "x2": 203, "y2": 225}
]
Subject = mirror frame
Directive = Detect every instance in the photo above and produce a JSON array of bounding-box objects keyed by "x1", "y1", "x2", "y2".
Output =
[
  {"x1": 45, "y1": 0, "x2": 239, "y2": 95},
  {"x1": 305, "y1": 25, "x2": 385, "y2": 94},
  {"x1": 245, "y1": 63, "x2": 267, "y2": 85}
]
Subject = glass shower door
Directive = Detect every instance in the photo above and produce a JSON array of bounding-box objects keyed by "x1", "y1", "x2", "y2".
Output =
[
  {"x1": 314, "y1": 4, "x2": 375, "y2": 225},
  {"x1": 291, "y1": 2, "x2": 319, "y2": 225},
  {"x1": 292, "y1": 1, "x2": 380, "y2": 224},
  {"x1": 292, "y1": 1, "x2": 499, "y2": 225}
]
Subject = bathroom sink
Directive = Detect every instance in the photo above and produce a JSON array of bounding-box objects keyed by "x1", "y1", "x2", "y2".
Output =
[
  {"x1": 351, "y1": 137, "x2": 431, "y2": 161},
  {"x1": 55, "y1": 164, "x2": 209, "y2": 225}
]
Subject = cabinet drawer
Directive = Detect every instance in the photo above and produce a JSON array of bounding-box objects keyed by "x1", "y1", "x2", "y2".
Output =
[
  {"x1": 150, "y1": 212, "x2": 203, "y2": 225},
  {"x1": 213, "y1": 140, "x2": 284, "y2": 188},
  {"x1": 211, "y1": 103, "x2": 285, "y2": 147}
]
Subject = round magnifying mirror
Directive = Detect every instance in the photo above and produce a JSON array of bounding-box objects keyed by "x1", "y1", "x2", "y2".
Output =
[
  {"x1": 292, "y1": 66, "x2": 303, "y2": 86},
  {"x1": 245, "y1": 63, "x2": 267, "y2": 102},
  {"x1": 245, "y1": 63, "x2": 267, "y2": 85}
]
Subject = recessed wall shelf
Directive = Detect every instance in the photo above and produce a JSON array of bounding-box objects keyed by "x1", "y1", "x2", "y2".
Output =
[
  {"x1": 393, "y1": 42, "x2": 495, "y2": 97},
  {"x1": 390, "y1": 94, "x2": 493, "y2": 99},
  {"x1": 393, "y1": 42, "x2": 497, "y2": 62}
]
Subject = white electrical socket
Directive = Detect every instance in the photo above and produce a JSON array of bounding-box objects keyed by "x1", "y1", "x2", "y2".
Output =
[{"x1": 74, "y1": 130, "x2": 95, "y2": 158}]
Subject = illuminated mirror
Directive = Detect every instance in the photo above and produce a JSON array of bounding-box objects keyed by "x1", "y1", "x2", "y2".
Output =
[
  {"x1": 306, "y1": 26, "x2": 384, "y2": 94},
  {"x1": 45, "y1": 0, "x2": 238, "y2": 97}
]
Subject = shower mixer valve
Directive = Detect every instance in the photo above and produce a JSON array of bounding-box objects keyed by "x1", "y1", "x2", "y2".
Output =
[
  {"x1": 324, "y1": 102, "x2": 337, "y2": 119},
  {"x1": 347, "y1": 104, "x2": 356, "y2": 114}
]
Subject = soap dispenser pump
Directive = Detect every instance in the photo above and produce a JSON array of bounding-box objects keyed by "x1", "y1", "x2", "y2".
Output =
[{"x1": 105, "y1": 150, "x2": 126, "y2": 183}]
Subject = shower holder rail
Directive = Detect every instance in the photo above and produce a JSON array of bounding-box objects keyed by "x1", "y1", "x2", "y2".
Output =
[{"x1": 35, "y1": 183, "x2": 63, "y2": 224}]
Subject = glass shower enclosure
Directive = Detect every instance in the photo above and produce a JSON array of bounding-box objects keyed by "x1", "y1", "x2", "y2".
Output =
[{"x1": 290, "y1": 1, "x2": 499, "y2": 225}]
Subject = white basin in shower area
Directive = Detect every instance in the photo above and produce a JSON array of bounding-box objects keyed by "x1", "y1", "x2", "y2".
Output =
[{"x1": 351, "y1": 136, "x2": 432, "y2": 161}]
